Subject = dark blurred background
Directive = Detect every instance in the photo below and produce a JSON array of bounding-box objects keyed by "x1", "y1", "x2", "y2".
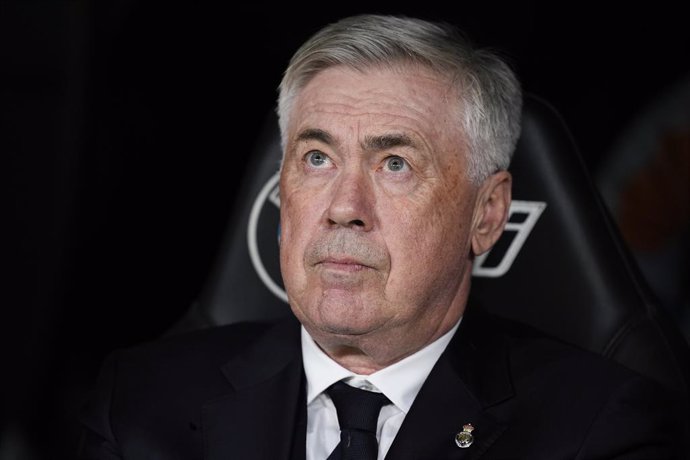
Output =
[{"x1": 3, "y1": 1, "x2": 689, "y2": 458}]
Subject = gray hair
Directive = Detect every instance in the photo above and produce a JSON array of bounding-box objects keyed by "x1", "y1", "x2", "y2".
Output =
[{"x1": 276, "y1": 14, "x2": 523, "y2": 184}]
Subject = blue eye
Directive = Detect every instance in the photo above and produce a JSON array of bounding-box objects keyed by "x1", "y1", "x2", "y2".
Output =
[
  {"x1": 306, "y1": 151, "x2": 330, "y2": 167},
  {"x1": 385, "y1": 156, "x2": 408, "y2": 172}
]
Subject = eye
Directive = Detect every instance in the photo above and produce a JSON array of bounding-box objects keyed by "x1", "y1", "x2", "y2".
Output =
[
  {"x1": 305, "y1": 150, "x2": 331, "y2": 168},
  {"x1": 383, "y1": 156, "x2": 409, "y2": 172}
]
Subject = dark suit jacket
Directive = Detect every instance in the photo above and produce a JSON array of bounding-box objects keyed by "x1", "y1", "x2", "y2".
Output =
[{"x1": 78, "y1": 308, "x2": 689, "y2": 459}]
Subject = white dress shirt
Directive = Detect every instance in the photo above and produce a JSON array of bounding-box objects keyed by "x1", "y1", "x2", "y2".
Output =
[{"x1": 301, "y1": 319, "x2": 462, "y2": 460}]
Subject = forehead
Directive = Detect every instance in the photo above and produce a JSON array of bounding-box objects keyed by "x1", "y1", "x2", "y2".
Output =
[{"x1": 289, "y1": 65, "x2": 462, "y2": 144}]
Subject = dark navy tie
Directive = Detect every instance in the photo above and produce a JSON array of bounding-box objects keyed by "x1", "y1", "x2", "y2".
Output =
[{"x1": 326, "y1": 381, "x2": 392, "y2": 460}]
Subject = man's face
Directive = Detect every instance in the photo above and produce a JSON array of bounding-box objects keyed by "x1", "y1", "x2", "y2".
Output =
[{"x1": 279, "y1": 65, "x2": 489, "y2": 363}]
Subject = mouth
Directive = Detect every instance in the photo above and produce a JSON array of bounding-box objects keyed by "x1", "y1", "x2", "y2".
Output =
[
  {"x1": 305, "y1": 232, "x2": 387, "y2": 275},
  {"x1": 317, "y1": 257, "x2": 372, "y2": 272}
]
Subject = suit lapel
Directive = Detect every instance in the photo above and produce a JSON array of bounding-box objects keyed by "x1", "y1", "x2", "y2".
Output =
[
  {"x1": 385, "y1": 308, "x2": 514, "y2": 460},
  {"x1": 202, "y1": 317, "x2": 307, "y2": 460},
  {"x1": 199, "y1": 308, "x2": 515, "y2": 459}
]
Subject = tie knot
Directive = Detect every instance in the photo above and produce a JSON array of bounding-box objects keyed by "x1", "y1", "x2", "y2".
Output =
[{"x1": 326, "y1": 381, "x2": 391, "y2": 434}]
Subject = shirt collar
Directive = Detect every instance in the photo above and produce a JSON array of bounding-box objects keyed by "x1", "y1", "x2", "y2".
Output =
[{"x1": 301, "y1": 318, "x2": 462, "y2": 413}]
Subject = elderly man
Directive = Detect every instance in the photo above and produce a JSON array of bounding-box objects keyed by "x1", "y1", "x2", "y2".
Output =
[{"x1": 78, "y1": 14, "x2": 687, "y2": 459}]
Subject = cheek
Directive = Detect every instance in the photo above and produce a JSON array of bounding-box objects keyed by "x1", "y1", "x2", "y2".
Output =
[
  {"x1": 279, "y1": 191, "x2": 322, "y2": 269},
  {"x1": 384, "y1": 186, "x2": 473, "y2": 282},
  {"x1": 280, "y1": 201, "x2": 302, "y2": 260}
]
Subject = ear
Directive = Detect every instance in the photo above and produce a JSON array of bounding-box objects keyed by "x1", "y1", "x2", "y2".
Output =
[{"x1": 471, "y1": 171, "x2": 512, "y2": 256}]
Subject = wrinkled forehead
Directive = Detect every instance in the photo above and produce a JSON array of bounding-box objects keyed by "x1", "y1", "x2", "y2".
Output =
[{"x1": 288, "y1": 64, "x2": 464, "y2": 147}]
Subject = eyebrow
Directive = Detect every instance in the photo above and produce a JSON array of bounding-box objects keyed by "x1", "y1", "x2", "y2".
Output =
[
  {"x1": 362, "y1": 133, "x2": 417, "y2": 152},
  {"x1": 295, "y1": 128, "x2": 334, "y2": 146},
  {"x1": 295, "y1": 129, "x2": 418, "y2": 152}
]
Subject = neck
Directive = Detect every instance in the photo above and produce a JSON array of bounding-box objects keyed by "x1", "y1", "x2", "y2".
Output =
[{"x1": 308, "y1": 300, "x2": 465, "y2": 375}]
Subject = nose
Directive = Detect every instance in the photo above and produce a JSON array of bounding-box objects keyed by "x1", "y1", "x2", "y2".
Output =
[{"x1": 326, "y1": 168, "x2": 375, "y2": 231}]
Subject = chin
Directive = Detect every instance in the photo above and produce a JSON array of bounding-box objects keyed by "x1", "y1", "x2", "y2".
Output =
[{"x1": 322, "y1": 319, "x2": 375, "y2": 336}]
